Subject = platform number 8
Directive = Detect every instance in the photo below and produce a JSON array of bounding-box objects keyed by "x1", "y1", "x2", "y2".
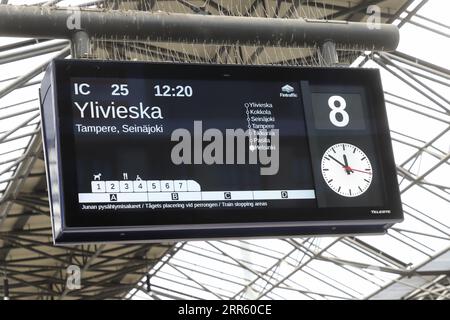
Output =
[{"x1": 328, "y1": 95, "x2": 349, "y2": 127}]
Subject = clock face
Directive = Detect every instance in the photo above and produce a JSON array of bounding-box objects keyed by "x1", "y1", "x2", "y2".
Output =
[{"x1": 321, "y1": 143, "x2": 373, "y2": 197}]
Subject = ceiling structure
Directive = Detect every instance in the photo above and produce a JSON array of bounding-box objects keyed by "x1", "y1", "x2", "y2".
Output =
[{"x1": 0, "y1": 0, "x2": 448, "y2": 300}]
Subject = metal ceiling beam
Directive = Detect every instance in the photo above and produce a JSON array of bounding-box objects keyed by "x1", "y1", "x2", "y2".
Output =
[
  {"x1": 344, "y1": 237, "x2": 409, "y2": 269},
  {"x1": 397, "y1": 170, "x2": 450, "y2": 203},
  {"x1": 0, "y1": 46, "x2": 70, "y2": 100},
  {"x1": 285, "y1": 239, "x2": 369, "y2": 298},
  {"x1": 386, "y1": 98, "x2": 449, "y2": 124},
  {"x1": 127, "y1": 243, "x2": 184, "y2": 300},
  {"x1": 385, "y1": 91, "x2": 448, "y2": 116},
  {"x1": 167, "y1": 262, "x2": 225, "y2": 299},
  {"x1": 399, "y1": 126, "x2": 450, "y2": 169},
  {"x1": 0, "y1": 132, "x2": 43, "y2": 228},
  {"x1": 386, "y1": 0, "x2": 415, "y2": 24},
  {"x1": 0, "y1": 40, "x2": 69, "y2": 65},
  {"x1": 206, "y1": 0, "x2": 232, "y2": 16},
  {"x1": 0, "y1": 39, "x2": 50, "y2": 53},
  {"x1": 0, "y1": 5, "x2": 399, "y2": 51},
  {"x1": 254, "y1": 238, "x2": 340, "y2": 299},
  {"x1": 401, "y1": 152, "x2": 450, "y2": 194},
  {"x1": 378, "y1": 52, "x2": 449, "y2": 107},
  {"x1": 366, "y1": 246, "x2": 450, "y2": 299},
  {"x1": 402, "y1": 17, "x2": 449, "y2": 38},
  {"x1": 397, "y1": 0, "x2": 428, "y2": 28},
  {"x1": 169, "y1": 261, "x2": 247, "y2": 287},
  {"x1": 324, "y1": 0, "x2": 383, "y2": 20},
  {"x1": 373, "y1": 56, "x2": 449, "y2": 114}
]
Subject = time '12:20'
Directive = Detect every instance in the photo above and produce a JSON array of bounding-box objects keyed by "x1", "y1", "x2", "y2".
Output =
[{"x1": 154, "y1": 85, "x2": 193, "y2": 97}]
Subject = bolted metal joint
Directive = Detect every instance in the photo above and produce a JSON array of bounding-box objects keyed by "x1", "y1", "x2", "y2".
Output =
[
  {"x1": 319, "y1": 40, "x2": 339, "y2": 66},
  {"x1": 71, "y1": 30, "x2": 91, "y2": 59}
]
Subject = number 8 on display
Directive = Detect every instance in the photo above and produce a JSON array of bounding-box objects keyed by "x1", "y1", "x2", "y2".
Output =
[{"x1": 328, "y1": 95, "x2": 349, "y2": 127}]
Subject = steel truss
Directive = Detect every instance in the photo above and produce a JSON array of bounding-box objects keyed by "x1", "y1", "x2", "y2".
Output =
[{"x1": 0, "y1": 0, "x2": 448, "y2": 300}]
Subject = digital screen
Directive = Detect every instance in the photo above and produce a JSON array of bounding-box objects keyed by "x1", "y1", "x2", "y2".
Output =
[
  {"x1": 72, "y1": 78, "x2": 317, "y2": 215},
  {"x1": 40, "y1": 60, "x2": 402, "y2": 243}
]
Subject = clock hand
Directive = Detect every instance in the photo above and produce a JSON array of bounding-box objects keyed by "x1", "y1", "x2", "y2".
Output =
[
  {"x1": 343, "y1": 166, "x2": 372, "y2": 174},
  {"x1": 342, "y1": 154, "x2": 353, "y2": 174},
  {"x1": 328, "y1": 155, "x2": 346, "y2": 167}
]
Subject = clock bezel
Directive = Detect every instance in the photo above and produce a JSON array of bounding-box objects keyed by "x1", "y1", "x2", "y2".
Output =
[{"x1": 321, "y1": 142, "x2": 373, "y2": 198}]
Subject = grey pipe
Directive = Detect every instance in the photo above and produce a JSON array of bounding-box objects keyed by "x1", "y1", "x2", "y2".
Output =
[{"x1": 0, "y1": 5, "x2": 399, "y2": 51}]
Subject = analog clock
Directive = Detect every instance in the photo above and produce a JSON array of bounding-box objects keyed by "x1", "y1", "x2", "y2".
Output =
[{"x1": 321, "y1": 143, "x2": 373, "y2": 197}]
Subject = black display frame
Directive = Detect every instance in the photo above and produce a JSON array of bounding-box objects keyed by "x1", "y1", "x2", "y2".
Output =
[{"x1": 40, "y1": 59, "x2": 403, "y2": 244}]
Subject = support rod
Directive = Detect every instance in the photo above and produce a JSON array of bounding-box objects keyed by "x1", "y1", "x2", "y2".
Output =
[
  {"x1": 71, "y1": 30, "x2": 90, "y2": 58},
  {"x1": 319, "y1": 40, "x2": 339, "y2": 66},
  {"x1": 0, "y1": 5, "x2": 399, "y2": 51}
]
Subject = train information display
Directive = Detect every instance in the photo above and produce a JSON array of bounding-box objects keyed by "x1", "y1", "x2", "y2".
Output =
[{"x1": 40, "y1": 60, "x2": 402, "y2": 244}]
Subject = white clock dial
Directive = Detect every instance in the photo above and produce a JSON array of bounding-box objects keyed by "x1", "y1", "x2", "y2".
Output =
[{"x1": 321, "y1": 143, "x2": 373, "y2": 197}]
